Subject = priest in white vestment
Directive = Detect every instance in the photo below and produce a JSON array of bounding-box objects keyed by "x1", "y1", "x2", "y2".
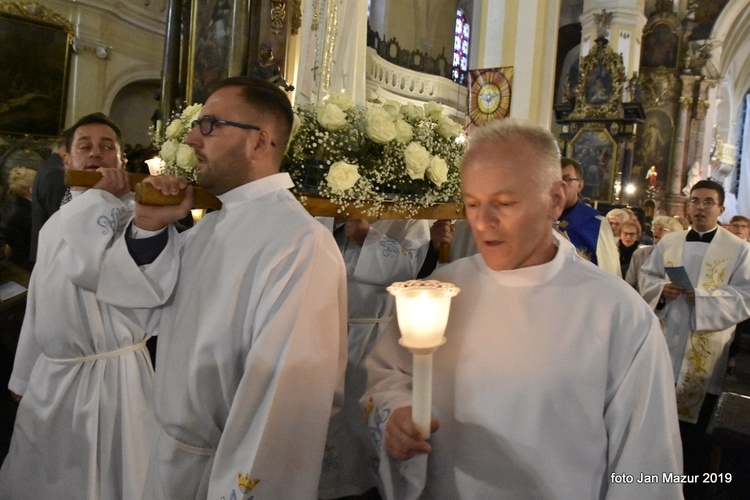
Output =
[
  {"x1": 94, "y1": 78, "x2": 347, "y2": 499},
  {"x1": 640, "y1": 181, "x2": 750, "y2": 421},
  {"x1": 318, "y1": 218, "x2": 429, "y2": 498},
  {"x1": 363, "y1": 118, "x2": 682, "y2": 499},
  {"x1": 640, "y1": 180, "x2": 750, "y2": 496},
  {"x1": 0, "y1": 114, "x2": 157, "y2": 499}
]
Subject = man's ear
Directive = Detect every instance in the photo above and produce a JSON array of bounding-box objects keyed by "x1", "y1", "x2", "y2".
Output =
[
  {"x1": 259, "y1": 129, "x2": 276, "y2": 151},
  {"x1": 550, "y1": 180, "x2": 566, "y2": 218},
  {"x1": 63, "y1": 152, "x2": 72, "y2": 170}
]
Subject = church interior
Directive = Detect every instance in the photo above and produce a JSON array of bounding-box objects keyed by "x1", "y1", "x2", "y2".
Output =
[{"x1": 2, "y1": 0, "x2": 750, "y2": 497}]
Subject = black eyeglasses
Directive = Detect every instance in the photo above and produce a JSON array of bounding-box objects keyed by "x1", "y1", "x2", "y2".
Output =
[
  {"x1": 563, "y1": 177, "x2": 581, "y2": 183},
  {"x1": 191, "y1": 116, "x2": 276, "y2": 147}
]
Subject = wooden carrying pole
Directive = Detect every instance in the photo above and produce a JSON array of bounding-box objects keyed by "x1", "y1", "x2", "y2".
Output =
[
  {"x1": 65, "y1": 171, "x2": 460, "y2": 261},
  {"x1": 64, "y1": 170, "x2": 223, "y2": 210}
]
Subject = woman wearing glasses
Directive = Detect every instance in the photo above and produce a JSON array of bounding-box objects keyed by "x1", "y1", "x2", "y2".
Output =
[{"x1": 625, "y1": 215, "x2": 684, "y2": 290}]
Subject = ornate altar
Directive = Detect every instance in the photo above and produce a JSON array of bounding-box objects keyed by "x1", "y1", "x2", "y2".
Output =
[
  {"x1": 633, "y1": 3, "x2": 713, "y2": 216},
  {"x1": 555, "y1": 11, "x2": 644, "y2": 205}
]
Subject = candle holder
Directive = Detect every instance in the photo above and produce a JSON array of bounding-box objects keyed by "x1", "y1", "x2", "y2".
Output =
[{"x1": 387, "y1": 279, "x2": 460, "y2": 437}]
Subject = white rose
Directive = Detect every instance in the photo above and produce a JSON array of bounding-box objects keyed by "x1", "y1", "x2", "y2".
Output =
[
  {"x1": 366, "y1": 107, "x2": 397, "y2": 144},
  {"x1": 403, "y1": 142, "x2": 430, "y2": 180},
  {"x1": 326, "y1": 161, "x2": 361, "y2": 192},
  {"x1": 437, "y1": 116, "x2": 462, "y2": 139},
  {"x1": 316, "y1": 103, "x2": 348, "y2": 131},
  {"x1": 426, "y1": 155, "x2": 449, "y2": 186},
  {"x1": 176, "y1": 143, "x2": 198, "y2": 170},
  {"x1": 326, "y1": 92, "x2": 355, "y2": 111},
  {"x1": 423, "y1": 101, "x2": 444, "y2": 120},
  {"x1": 401, "y1": 103, "x2": 425, "y2": 121},
  {"x1": 181, "y1": 103, "x2": 203, "y2": 123},
  {"x1": 394, "y1": 119, "x2": 414, "y2": 143},
  {"x1": 160, "y1": 139, "x2": 179, "y2": 164},
  {"x1": 382, "y1": 100, "x2": 402, "y2": 119},
  {"x1": 165, "y1": 119, "x2": 184, "y2": 140}
]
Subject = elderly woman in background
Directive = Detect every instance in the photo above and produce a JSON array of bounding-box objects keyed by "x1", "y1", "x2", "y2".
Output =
[
  {"x1": 618, "y1": 219, "x2": 642, "y2": 277},
  {"x1": 606, "y1": 208, "x2": 630, "y2": 239},
  {"x1": 625, "y1": 215, "x2": 685, "y2": 290},
  {"x1": 0, "y1": 166, "x2": 36, "y2": 269}
]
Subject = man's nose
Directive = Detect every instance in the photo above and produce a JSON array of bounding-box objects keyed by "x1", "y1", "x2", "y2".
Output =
[
  {"x1": 475, "y1": 205, "x2": 498, "y2": 230},
  {"x1": 185, "y1": 127, "x2": 201, "y2": 147}
]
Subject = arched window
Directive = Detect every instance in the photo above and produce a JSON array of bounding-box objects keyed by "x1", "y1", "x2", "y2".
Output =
[{"x1": 452, "y1": 9, "x2": 470, "y2": 85}]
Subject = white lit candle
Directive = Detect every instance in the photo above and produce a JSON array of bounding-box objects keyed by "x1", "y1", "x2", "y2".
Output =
[
  {"x1": 412, "y1": 353, "x2": 433, "y2": 436},
  {"x1": 388, "y1": 280, "x2": 460, "y2": 437}
]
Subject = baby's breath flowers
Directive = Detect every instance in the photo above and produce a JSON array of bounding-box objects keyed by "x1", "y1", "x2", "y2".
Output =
[{"x1": 283, "y1": 94, "x2": 465, "y2": 216}]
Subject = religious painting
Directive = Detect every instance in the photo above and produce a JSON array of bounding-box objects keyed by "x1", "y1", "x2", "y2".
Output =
[
  {"x1": 634, "y1": 109, "x2": 673, "y2": 192},
  {"x1": 466, "y1": 67, "x2": 513, "y2": 134},
  {"x1": 642, "y1": 22, "x2": 679, "y2": 69},
  {"x1": 584, "y1": 63, "x2": 613, "y2": 106},
  {"x1": 0, "y1": 6, "x2": 73, "y2": 137},
  {"x1": 569, "y1": 36, "x2": 625, "y2": 120},
  {"x1": 570, "y1": 125, "x2": 617, "y2": 203},
  {"x1": 187, "y1": 0, "x2": 248, "y2": 105}
]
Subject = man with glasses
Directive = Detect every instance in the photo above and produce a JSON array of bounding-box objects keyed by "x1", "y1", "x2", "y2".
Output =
[
  {"x1": 91, "y1": 77, "x2": 347, "y2": 498},
  {"x1": 640, "y1": 179, "x2": 750, "y2": 496},
  {"x1": 557, "y1": 157, "x2": 620, "y2": 276},
  {"x1": 727, "y1": 214, "x2": 750, "y2": 241}
]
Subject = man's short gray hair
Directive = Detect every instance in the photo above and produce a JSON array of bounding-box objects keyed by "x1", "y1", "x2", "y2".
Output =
[{"x1": 467, "y1": 118, "x2": 562, "y2": 189}]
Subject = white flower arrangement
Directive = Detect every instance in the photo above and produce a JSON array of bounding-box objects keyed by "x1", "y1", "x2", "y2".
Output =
[
  {"x1": 283, "y1": 94, "x2": 465, "y2": 216},
  {"x1": 150, "y1": 103, "x2": 203, "y2": 182}
]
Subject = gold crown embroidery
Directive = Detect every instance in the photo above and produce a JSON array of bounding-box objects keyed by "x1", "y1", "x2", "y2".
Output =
[{"x1": 238, "y1": 472, "x2": 260, "y2": 492}]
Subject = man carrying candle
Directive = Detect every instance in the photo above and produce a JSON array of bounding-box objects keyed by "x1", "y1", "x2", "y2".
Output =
[{"x1": 363, "y1": 118, "x2": 682, "y2": 499}]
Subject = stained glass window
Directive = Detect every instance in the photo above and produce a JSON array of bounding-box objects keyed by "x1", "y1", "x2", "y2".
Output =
[{"x1": 452, "y1": 9, "x2": 470, "y2": 85}]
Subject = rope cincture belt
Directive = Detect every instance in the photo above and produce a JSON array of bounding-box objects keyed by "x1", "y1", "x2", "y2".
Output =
[{"x1": 46, "y1": 341, "x2": 148, "y2": 364}]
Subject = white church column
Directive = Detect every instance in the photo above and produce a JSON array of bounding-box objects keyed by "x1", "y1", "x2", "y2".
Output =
[
  {"x1": 581, "y1": 0, "x2": 646, "y2": 98},
  {"x1": 470, "y1": 0, "x2": 560, "y2": 126},
  {"x1": 738, "y1": 95, "x2": 750, "y2": 216}
]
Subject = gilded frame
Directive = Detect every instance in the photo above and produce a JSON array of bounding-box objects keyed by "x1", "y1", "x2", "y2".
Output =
[
  {"x1": 569, "y1": 40, "x2": 626, "y2": 120},
  {"x1": 569, "y1": 124, "x2": 618, "y2": 203},
  {"x1": 0, "y1": 2, "x2": 73, "y2": 137}
]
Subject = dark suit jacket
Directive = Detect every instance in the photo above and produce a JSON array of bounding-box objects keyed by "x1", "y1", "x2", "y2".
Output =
[
  {"x1": 0, "y1": 196, "x2": 32, "y2": 269},
  {"x1": 30, "y1": 152, "x2": 66, "y2": 263}
]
